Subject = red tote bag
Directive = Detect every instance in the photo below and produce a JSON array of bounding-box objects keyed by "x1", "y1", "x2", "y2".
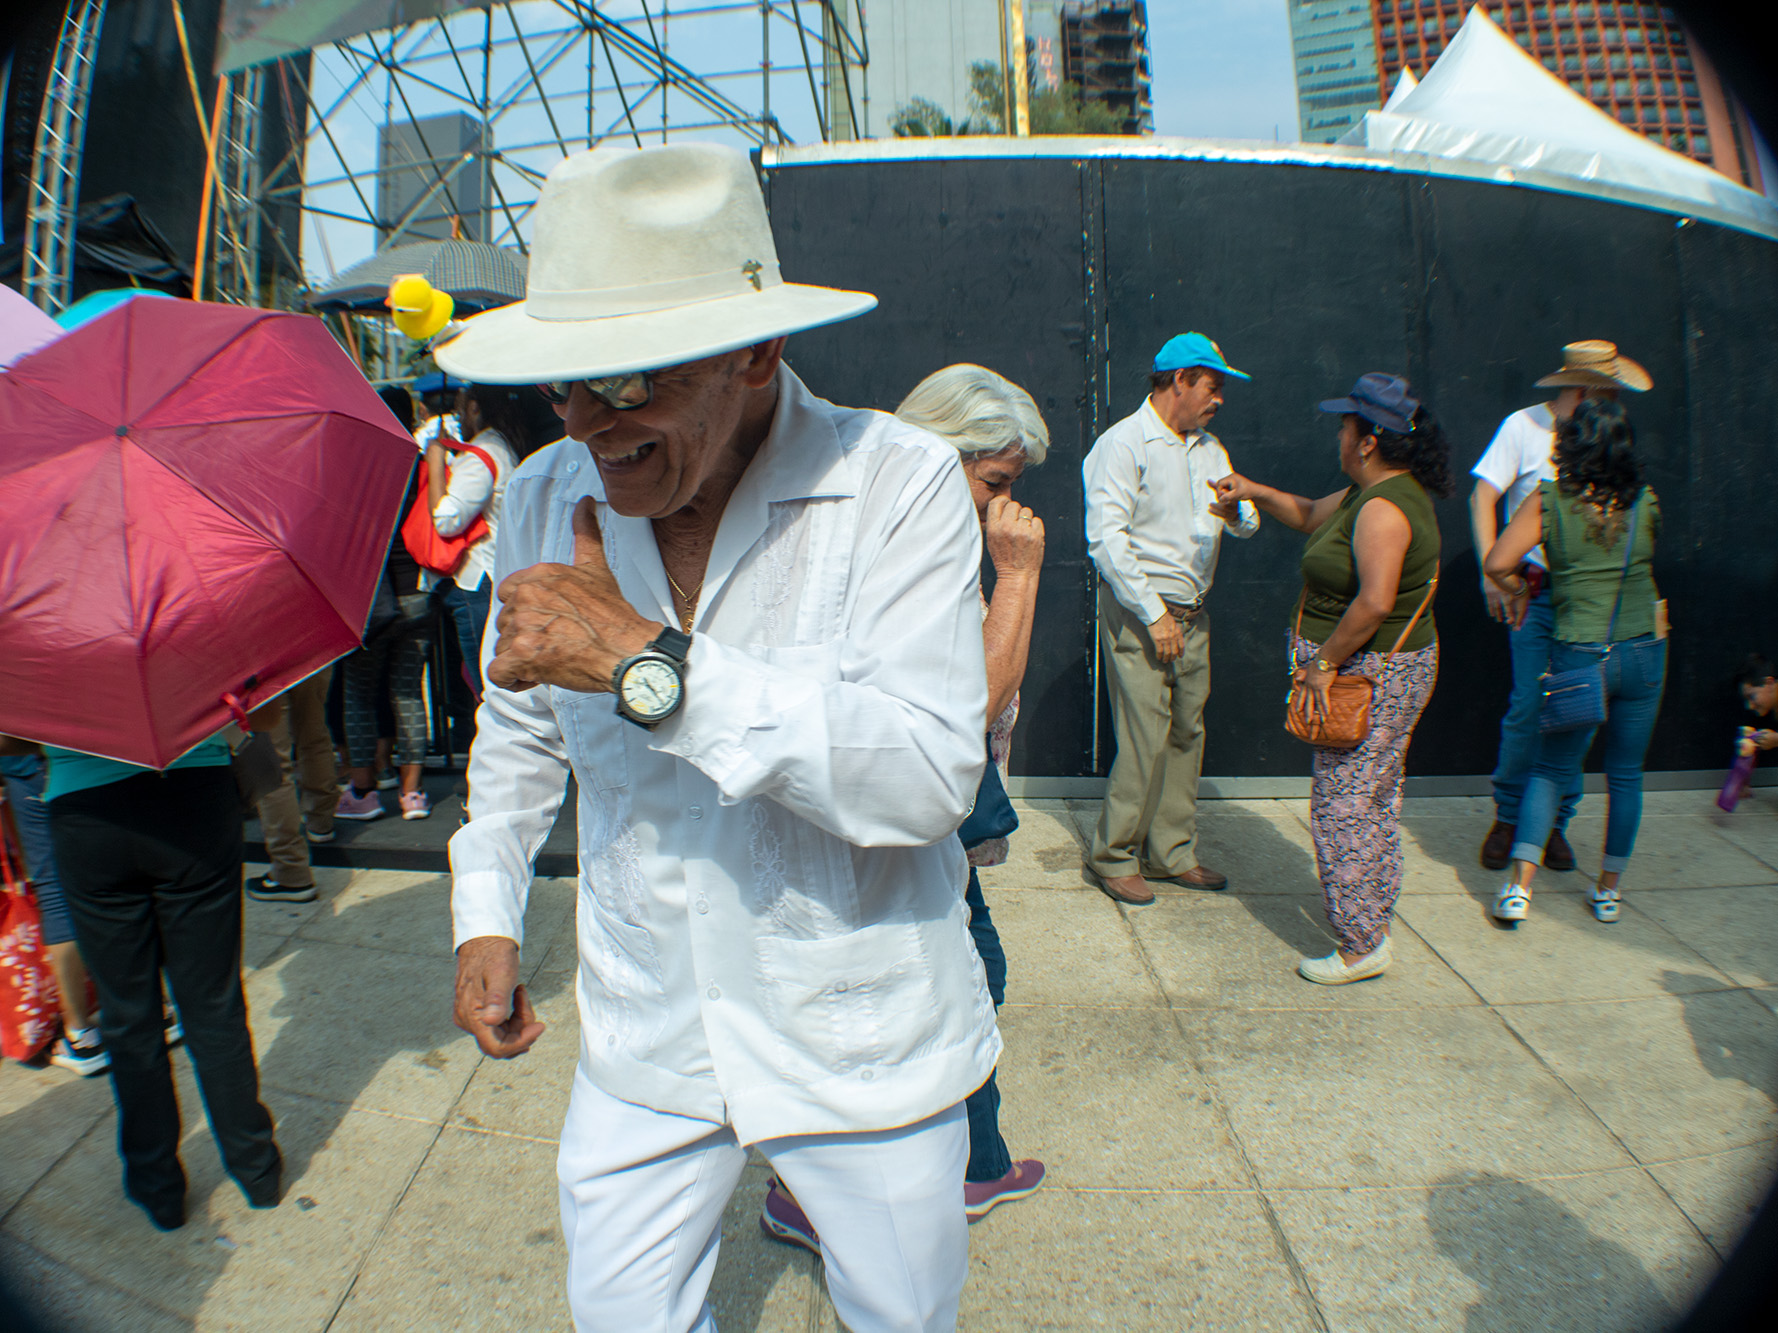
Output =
[
  {"x1": 400, "y1": 442, "x2": 498, "y2": 575},
  {"x1": 0, "y1": 796, "x2": 63, "y2": 1063}
]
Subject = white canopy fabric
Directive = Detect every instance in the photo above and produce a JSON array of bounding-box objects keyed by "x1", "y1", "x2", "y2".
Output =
[
  {"x1": 1338, "y1": 5, "x2": 1775, "y2": 236},
  {"x1": 1382, "y1": 66, "x2": 1419, "y2": 112}
]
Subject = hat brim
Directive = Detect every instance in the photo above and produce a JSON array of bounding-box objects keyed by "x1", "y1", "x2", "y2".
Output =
[
  {"x1": 434, "y1": 282, "x2": 878, "y2": 383},
  {"x1": 1317, "y1": 396, "x2": 1361, "y2": 415},
  {"x1": 1156, "y1": 361, "x2": 1250, "y2": 381},
  {"x1": 1534, "y1": 357, "x2": 1652, "y2": 392}
]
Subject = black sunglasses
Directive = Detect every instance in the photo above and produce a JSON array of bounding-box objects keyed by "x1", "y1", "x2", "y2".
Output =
[{"x1": 535, "y1": 372, "x2": 653, "y2": 411}]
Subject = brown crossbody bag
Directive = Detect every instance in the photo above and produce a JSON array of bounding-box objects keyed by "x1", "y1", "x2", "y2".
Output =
[{"x1": 1286, "y1": 575, "x2": 1438, "y2": 749}]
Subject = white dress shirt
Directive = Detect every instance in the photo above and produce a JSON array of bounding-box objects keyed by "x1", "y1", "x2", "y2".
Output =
[
  {"x1": 1471, "y1": 403, "x2": 1557, "y2": 570},
  {"x1": 450, "y1": 366, "x2": 1000, "y2": 1146},
  {"x1": 418, "y1": 428, "x2": 517, "y2": 594},
  {"x1": 1082, "y1": 398, "x2": 1259, "y2": 624}
]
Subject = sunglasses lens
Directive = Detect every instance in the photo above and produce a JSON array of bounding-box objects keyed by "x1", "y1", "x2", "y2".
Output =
[
  {"x1": 536, "y1": 382, "x2": 570, "y2": 405},
  {"x1": 588, "y1": 373, "x2": 650, "y2": 409}
]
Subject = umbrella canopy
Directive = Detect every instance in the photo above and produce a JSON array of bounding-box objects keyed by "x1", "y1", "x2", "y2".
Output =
[
  {"x1": 53, "y1": 286, "x2": 175, "y2": 332},
  {"x1": 0, "y1": 298, "x2": 418, "y2": 767},
  {"x1": 305, "y1": 239, "x2": 527, "y2": 314}
]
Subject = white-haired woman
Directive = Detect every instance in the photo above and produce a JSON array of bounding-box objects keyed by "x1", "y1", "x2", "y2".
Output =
[{"x1": 760, "y1": 365, "x2": 1049, "y2": 1251}]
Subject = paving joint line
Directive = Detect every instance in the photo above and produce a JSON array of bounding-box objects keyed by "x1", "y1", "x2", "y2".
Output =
[{"x1": 1111, "y1": 897, "x2": 1331, "y2": 1333}]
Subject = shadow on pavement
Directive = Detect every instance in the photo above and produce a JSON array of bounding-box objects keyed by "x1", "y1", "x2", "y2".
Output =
[
  {"x1": 1662, "y1": 971, "x2": 1778, "y2": 1109},
  {"x1": 1428, "y1": 1171, "x2": 1676, "y2": 1333}
]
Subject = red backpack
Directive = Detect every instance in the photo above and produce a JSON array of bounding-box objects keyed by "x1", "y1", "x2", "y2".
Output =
[{"x1": 399, "y1": 442, "x2": 498, "y2": 575}]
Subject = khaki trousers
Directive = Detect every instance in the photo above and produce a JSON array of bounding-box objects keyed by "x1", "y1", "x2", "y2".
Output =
[
  {"x1": 1091, "y1": 595, "x2": 1212, "y2": 879},
  {"x1": 248, "y1": 668, "x2": 339, "y2": 888}
]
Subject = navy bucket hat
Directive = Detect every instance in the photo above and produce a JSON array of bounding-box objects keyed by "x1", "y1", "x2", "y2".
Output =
[{"x1": 1318, "y1": 372, "x2": 1419, "y2": 435}]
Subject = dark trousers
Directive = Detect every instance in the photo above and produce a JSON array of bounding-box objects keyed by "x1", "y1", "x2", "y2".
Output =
[
  {"x1": 963, "y1": 866, "x2": 1012, "y2": 1183},
  {"x1": 48, "y1": 767, "x2": 280, "y2": 1209}
]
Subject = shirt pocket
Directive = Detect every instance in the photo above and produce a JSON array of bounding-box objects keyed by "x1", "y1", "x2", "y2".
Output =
[
  {"x1": 578, "y1": 894, "x2": 666, "y2": 1050},
  {"x1": 551, "y1": 687, "x2": 630, "y2": 793},
  {"x1": 758, "y1": 923, "x2": 934, "y2": 1076}
]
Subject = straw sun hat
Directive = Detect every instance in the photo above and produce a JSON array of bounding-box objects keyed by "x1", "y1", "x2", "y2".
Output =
[
  {"x1": 434, "y1": 143, "x2": 877, "y2": 384},
  {"x1": 1534, "y1": 340, "x2": 1653, "y2": 392}
]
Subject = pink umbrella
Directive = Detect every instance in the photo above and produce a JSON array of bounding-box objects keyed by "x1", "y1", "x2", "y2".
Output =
[{"x1": 0, "y1": 298, "x2": 418, "y2": 767}]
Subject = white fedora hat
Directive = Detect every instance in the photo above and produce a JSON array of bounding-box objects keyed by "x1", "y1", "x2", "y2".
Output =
[{"x1": 434, "y1": 143, "x2": 876, "y2": 383}]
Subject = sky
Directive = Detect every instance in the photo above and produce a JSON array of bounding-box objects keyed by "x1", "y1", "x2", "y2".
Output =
[{"x1": 1147, "y1": 0, "x2": 1302, "y2": 142}]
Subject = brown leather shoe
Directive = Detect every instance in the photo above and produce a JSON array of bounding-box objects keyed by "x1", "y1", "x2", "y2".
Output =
[
  {"x1": 1097, "y1": 872, "x2": 1156, "y2": 905},
  {"x1": 1480, "y1": 821, "x2": 1515, "y2": 871},
  {"x1": 1144, "y1": 865, "x2": 1229, "y2": 891},
  {"x1": 1543, "y1": 829, "x2": 1576, "y2": 872}
]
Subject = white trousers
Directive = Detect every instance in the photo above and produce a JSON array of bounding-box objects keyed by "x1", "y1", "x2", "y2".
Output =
[{"x1": 557, "y1": 1067, "x2": 969, "y2": 1333}]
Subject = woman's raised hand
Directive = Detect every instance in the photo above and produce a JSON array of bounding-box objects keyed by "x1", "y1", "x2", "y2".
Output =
[{"x1": 985, "y1": 494, "x2": 1045, "y2": 576}]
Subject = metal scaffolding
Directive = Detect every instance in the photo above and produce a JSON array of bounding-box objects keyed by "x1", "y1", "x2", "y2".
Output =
[{"x1": 22, "y1": 0, "x2": 108, "y2": 313}]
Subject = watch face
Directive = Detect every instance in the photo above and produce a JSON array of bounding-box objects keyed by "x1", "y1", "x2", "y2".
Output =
[{"x1": 620, "y1": 656, "x2": 682, "y2": 721}]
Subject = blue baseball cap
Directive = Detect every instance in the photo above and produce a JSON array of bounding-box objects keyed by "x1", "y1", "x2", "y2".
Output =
[
  {"x1": 1319, "y1": 372, "x2": 1420, "y2": 435},
  {"x1": 1153, "y1": 332, "x2": 1250, "y2": 381}
]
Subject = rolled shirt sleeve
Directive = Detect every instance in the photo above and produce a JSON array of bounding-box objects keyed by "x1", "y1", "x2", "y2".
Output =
[
  {"x1": 652, "y1": 450, "x2": 988, "y2": 848},
  {"x1": 432, "y1": 450, "x2": 495, "y2": 538}
]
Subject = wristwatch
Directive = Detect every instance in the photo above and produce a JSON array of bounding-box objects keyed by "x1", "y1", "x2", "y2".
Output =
[
  {"x1": 1314, "y1": 658, "x2": 1337, "y2": 674},
  {"x1": 611, "y1": 627, "x2": 692, "y2": 728}
]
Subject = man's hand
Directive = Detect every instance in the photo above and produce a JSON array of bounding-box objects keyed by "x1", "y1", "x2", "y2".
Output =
[
  {"x1": 1207, "y1": 476, "x2": 1245, "y2": 523},
  {"x1": 984, "y1": 494, "x2": 1044, "y2": 576},
  {"x1": 1147, "y1": 612, "x2": 1185, "y2": 664},
  {"x1": 454, "y1": 935, "x2": 545, "y2": 1058},
  {"x1": 487, "y1": 497, "x2": 662, "y2": 693}
]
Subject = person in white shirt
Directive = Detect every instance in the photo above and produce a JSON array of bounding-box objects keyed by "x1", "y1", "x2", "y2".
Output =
[
  {"x1": 437, "y1": 143, "x2": 997, "y2": 1333},
  {"x1": 1082, "y1": 333, "x2": 1259, "y2": 906},
  {"x1": 1470, "y1": 340, "x2": 1649, "y2": 872},
  {"x1": 421, "y1": 381, "x2": 523, "y2": 700}
]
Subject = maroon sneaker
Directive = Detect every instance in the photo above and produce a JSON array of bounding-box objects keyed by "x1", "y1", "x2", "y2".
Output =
[
  {"x1": 1480, "y1": 821, "x2": 1515, "y2": 871},
  {"x1": 964, "y1": 1158, "x2": 1046, "y2": 1222},
  {"x1": 759, "y1": 1177, "x2": 820, "y2": 1255},
  {"x1": 1543, "y1": 830, "x2": 1576, "y2": 872}
]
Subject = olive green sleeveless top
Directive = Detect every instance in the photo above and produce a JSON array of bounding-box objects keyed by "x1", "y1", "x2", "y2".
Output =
[
  {"x1": 1299, "y1": 473, "x2": 1441, "y2": 653},
  {"x1": 1539, "y1": 481, "x2": 1661, "y2": 643}
]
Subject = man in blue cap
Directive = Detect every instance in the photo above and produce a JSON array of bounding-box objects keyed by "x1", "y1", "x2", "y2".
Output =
[{"x1": 1082, "y1": 333, "x2": 1259, "y2": 904}]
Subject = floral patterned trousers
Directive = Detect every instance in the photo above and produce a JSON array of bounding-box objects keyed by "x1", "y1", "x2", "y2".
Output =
[{"x1": 1294, "y1": 635, "x2": 1440, "y2": 958}]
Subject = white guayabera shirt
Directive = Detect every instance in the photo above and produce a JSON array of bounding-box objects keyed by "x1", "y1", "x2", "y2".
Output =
[{"x1": 450, "y1": 366, "x2": 1001, "y2": 1144}]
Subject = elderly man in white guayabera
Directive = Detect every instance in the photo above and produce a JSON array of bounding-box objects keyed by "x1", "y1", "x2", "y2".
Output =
[{"x1": 436, "y1": 143, "x2": 998, "y2": 1333}]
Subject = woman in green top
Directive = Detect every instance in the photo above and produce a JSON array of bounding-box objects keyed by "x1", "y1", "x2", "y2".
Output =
[
  {"x1": 1484, "y1": 399, "x2": 1663, "y2": 925},
  {"x1": 1215, "y1": 373, "x2": 1451, "y2": 986}
]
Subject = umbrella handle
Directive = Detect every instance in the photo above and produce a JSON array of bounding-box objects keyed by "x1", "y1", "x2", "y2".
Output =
[{"x1": 222, "y1": 692, "x2": 252, "y2": 731}]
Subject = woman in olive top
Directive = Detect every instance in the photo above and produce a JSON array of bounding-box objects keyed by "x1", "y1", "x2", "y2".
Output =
[
  {"x1": 1215, "y1": 373, "x2": 1451, "y2": 985},
  {"x1": 1483, "y1": 399, "x2": 1662, "y2": 925}
]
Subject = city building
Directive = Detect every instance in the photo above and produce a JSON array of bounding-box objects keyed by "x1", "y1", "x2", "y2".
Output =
[
  {"x1": 1372, "y1": 2, "x2": 1760, "y2": 187},
  {"x1": 852, "y1": 0, "x2": 1005, "y2": 137},
  {"x1": 1289, "y1": 1, "x2": 1383, "y2": 144},
  {"x1": 1059, "y1": 1, "x2": 1154, "y2": 134}
]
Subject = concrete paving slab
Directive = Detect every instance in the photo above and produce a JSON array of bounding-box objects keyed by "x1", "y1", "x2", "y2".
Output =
[
  {"x1": 1188, "y1": 811, "x2": 1321, "y2": 895},
  {"x1": 710, "y1": 1164, "x2": 823, "y2": 1333},
  {"x1": 4, "y1": 1067, "x2": 438, "y2": 1330},
  {"x1": 1125, "y1": 894, "x2": 1480, "y2": 1012},
  {"x1": 1561, "y1": 816, "x2": 1778, "y2": 890},
  {"x1": 450, "y1": 982, "x2": 581, "y2": 1142},
  {"x1": 960, "y1": 1186, "x2": 1317, "y2": 1332},
  {"x1": 1191, "y1": 1008, "x2": 1638, "y2": 1190},
  {"x1": 0, "y1": 1063, "x2": 113, "y2": 1218},
  {"x1": 992, "y1": 1005, "x2": 1251, "y2": 1191},
  {"x1": 986, "y1": 890, "x2": 1167, "y2": 1009},
  {"x1": 1394, "y1": 891, "x2": 1735, "y2": 1004},
  {"x1": 330, "y1": 1126, "x2": 568, "y2": 1333},
  {"x1": 1397, "y1": 817, "x2": 1592, "y2": 900},
  {"x1": 0, "y1": 1233, "x2": 192, "y2": 1333},
  {"x1": 1269, "y1": 1167, "x2": 1715, "y2": 1333},
  {"x1": 1707, "y1": 801, "x2": 1778, "y2": 872},
  {"x1": 1628, "y1": 885, "x2": 1778, "y2": 992},
  {"x1": 1644, "y1": 1142, "x2": 1778, "y2": 1257},
  {"x1": 241, "y1": 863, "x2": 357, "y2": 937},
  {"x1": 1497, "y1": 990, "x2": 1778, "y2": 1162},
  {"x1": 976, "y1": 807, "x2": 1094, "y2": 892}
]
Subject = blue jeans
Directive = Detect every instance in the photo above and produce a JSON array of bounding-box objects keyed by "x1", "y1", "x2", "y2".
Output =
[
  {"x1": 1492, "y1": 590, "x2": 1583, "y2": 832},
  {"x1": 962, "y1": 865, "x2": 1011, "y2": 1183},
  {"x1": 438, "y1": 579, "x2": 493, "y2": 696},
  {"x1": 1, "y1": 753, "x2": 75, "y2": 945},
  {"x1": 1511, "y1": 635, "x2": 1667, "y2": 873}
]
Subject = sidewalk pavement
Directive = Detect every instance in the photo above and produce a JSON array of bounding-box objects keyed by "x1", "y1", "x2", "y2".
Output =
[{"x1": 4, "y1": 792, "x2": 1776, "y2": 1331}]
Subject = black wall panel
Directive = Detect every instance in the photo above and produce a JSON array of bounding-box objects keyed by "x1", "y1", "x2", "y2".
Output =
[{"x1": 762, "y1": 151, "x2": 1778, "y2": 779}]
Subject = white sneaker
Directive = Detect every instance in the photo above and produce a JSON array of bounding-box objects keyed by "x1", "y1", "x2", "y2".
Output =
[
  {"x1": 1588, "y1": 885, "x2": 1621, "y2": 923},
  {"x1": 1298, "y1": 936, "x2": 1392, "y2": 986},
  {"x1": 1492, "y1": 881, "x2": 1530, "y2": 923}
]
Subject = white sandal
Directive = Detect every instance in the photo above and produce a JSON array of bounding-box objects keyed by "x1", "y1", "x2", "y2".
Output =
[
  {"x1": 1492, "y1": 881, "x2": 1530, "y2": 923},
  {"x1": 1588, "y1": 886, "x2": 1621, "y2": 923}
]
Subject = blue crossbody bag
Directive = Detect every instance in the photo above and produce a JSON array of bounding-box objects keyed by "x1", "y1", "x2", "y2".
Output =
[{"x1": 1537, "y1": 496, "x2": 1639, "y2": 734}]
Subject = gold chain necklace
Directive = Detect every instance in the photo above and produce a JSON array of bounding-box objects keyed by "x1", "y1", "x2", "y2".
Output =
[{"x1": 664, "y1": 569, "x2": 702, "y2": 633}]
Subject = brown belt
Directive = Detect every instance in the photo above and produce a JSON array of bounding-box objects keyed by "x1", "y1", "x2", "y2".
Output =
[{"x1": 1163, "y1": 598, "x2": 1205, "y2": 624}]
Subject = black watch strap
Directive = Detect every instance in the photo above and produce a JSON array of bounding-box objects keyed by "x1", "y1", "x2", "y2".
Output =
[{"x1": 649, "y1": 626, "x2": 692, "y2": 663}]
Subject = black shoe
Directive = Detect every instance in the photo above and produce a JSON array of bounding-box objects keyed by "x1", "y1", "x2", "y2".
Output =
[
  {"x1": 1480, "y1": 821, "x2": 1515, "y2": 871},
  {"x1": 1543, "y1": 830, "x2": 1576, "y2": 872},
  {"x1": 246, "y1": 874, "x2": 318, "y2": 904},
  {"x1": 127, "y1": 1190, "x2": 186, "y2": 1232}
]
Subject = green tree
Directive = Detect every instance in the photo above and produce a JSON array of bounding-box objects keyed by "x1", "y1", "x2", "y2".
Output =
[
  {"x1": 890, "y1": 60, "x2": 1128, "y2": 139},
  {"x1": 890, "y1": 97, "x2": 956, "y2": 138}
]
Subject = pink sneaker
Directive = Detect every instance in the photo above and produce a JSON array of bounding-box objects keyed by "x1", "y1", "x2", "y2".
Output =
[
  {"x1": 399, "y1": 790, "x2": 431, "y2": 821},
  {"x1": 335, "y1": 786, "x2": 384, "y2": 821},
  {"x1": 759, "y1": 1178, "x2": 820, "y2": 1255},
  {"x1": 964, "y1": 1159, "x2": 1046, "y2": 1222}
]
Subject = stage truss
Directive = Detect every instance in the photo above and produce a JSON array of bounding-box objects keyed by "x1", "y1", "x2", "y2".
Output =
[{"x1": 223, "y1": 0, "x2": 869, "y2": 309}]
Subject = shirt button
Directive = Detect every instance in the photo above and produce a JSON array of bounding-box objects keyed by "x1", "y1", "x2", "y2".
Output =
[
  {"x1": 696, "y1": 900, "x2": 709, "y2": 915},
  {"x1": 567, "y1": 460, "x2": 579, "y2": 473},
  {"x1": 834, "y1": 982, "x2": 849, "y2": 993},
  {"x1": 706, "y1": 984, "x2": 720, "y2": 1001},
  {"x1": 860, "y1": 1069, "x2": 874, "y2": 1082},
  {"x1": 689, "y1": 806, "x2": 703, "y2": 820},
  {"x1": 606, "y1": 1034, "x2": 617, "y2": 1046}
]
